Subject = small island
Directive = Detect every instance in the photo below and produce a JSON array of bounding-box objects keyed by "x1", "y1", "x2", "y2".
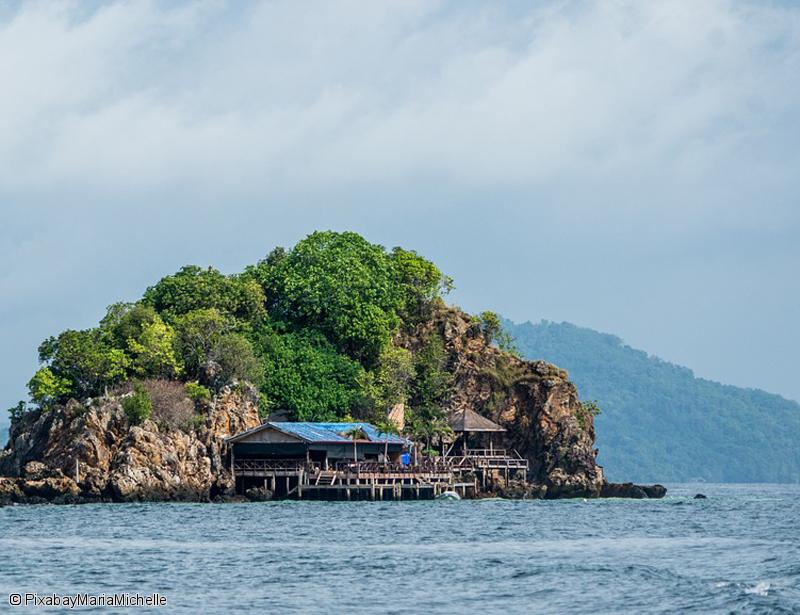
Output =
[{"x1": 0, "y1": 231, "x2": 664, "y2": 504}]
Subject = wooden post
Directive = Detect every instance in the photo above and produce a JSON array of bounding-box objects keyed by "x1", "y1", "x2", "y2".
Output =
[{"x1": 230, "y1": 449, "x2": 236, "y2": 493}]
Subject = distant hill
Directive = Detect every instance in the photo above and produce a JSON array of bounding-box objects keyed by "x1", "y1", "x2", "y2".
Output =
[{"x1": 504, "y1": 319, "x2": 800, "y2": 483}]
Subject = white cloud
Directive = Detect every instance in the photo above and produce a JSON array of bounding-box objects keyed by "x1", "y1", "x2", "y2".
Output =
[{"x1": 0, "y1": 0, "x2": 797, "y2": 206}]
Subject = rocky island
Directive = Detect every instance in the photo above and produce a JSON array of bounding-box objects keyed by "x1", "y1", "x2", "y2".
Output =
[{"x1": 0, "y1": 231, "x2": 664, "y2": 504}]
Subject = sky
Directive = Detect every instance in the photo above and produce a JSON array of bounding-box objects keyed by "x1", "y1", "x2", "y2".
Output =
[{"x1": 1, "y1": 0, "x2": 799, "y2": 433}]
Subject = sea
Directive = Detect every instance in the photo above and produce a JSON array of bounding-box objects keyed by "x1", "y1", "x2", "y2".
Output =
[{"x1": 0, "y1": 483, "x2": 797, "y2": 614}]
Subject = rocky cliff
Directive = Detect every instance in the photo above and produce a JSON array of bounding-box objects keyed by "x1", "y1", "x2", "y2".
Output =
[
  {"x1": 0, "y1": 384, "x2": 260, "y2": 504},
  {"x1": 399, "y1": 307, "x2": 606, "y2": 498}
]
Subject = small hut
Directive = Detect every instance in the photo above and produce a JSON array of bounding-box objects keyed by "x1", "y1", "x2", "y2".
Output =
[{"x1": 448, "y1": 408, "x2": 506, "y2": 457}]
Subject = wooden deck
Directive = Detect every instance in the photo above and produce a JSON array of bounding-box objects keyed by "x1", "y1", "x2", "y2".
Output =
[{"x1": 233, "y1": 452, "x2": 528, "y2": 500}]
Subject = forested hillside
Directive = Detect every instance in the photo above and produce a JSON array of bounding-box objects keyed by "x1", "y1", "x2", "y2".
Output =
[{"x1": 505, "y1": 319, "x2": 800, "y2": 483}]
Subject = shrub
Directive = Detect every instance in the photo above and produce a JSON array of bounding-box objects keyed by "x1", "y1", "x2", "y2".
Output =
[
  {"x1": 140, "y1": 379, "x2": 194, "y2": 429},
  {"x1": 122, "y1": 382, "x2": 153, "y2": 425},
  {"x1": 576, "y1": 400, "x2": 602, "y2": 430},
  {"x1": 185, "y1": 382, "x2": 211, "y2": 403},
  {"x1": 187, "y1": 414, "x2": 207, "y2": 432},
  {"x1": 7, "y1": 401, "x2": 29, "y2": 422}
]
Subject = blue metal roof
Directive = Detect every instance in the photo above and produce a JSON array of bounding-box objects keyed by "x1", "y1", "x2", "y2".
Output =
[{"x1": 269, "y1": 421, "x2": 408, "y2": 444}]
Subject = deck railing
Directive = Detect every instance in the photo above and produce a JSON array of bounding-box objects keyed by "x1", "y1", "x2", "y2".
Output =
[
  {"x1": 333, "y1": 459, "x2": 452, "y2": 474},
  {"x1": 234, "y1": 459, "x2": 318, "y2": 473}
]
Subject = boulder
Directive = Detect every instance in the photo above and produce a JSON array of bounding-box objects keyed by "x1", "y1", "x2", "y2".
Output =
[{"x1": 600, "y1": 482, "x2": 666, "y2": 498}]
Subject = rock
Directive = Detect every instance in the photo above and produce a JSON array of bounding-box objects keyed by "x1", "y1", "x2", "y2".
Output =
[
  {"x1": 600, "y1": 482, "x2": 666, "y2": 498},
  {"x1": 0, "y1": 383, "x2": 261, "y2": 503},
  {"x1": 642, "y1": 484, "x2": 667, "y2": 498},
  {"x1": 601, "y1": 482, "x2": 648, "y2": 498},
  {"x1": 22, "y1": 461, "x2": 50, "y2": 480},
  {"x1": 244, "y1": 486, "x2": 273, "y2": 501},
  {"x1": 20, "y1": 476, "x2": 80, "y2": 500},
  {"x1": 399, "y1": 307, "x2": 605, "y2": 498},
  {"x1": 492, "y1": 479, "x2": 546, "y2": 499},
  {"x1": 0, "y1": 477, "x2": 23, "y2": 505},
  {"x1": 694, "y1": 493, "x2": 707, "y2": 499}
]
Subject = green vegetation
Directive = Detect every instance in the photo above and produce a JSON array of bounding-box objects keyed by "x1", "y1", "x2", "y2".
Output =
[
  {"x1": 122, "y1": 382, "x2": 153, "y2": 425},
  {"x1": 505, "y1": 319, "x2": 800, "y2": 483},
  {"x1": 13, "y1": 231, "x2": 453, "y2": 437},
  {"x1": 479, "y1": 310, "x2": 519, "y2": 356},
  {"x1": 185, "y1": 382, "x2": 211, "y2": 403},
  {"x1": 406, "y1": 332, "x2": 453, "y2": 446},
  {"x1": 576, "y1": 400, "x2": 602, "y2": 431}
]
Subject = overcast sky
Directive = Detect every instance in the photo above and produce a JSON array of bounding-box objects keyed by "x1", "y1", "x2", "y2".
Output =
[{"x1": 1, "y1": 0, "x2": 799, "y2": 431}]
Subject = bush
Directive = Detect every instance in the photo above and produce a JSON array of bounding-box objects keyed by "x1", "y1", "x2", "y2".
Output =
[
  {"x1": 576, "y1": 400, "x2": 602, "y2": 430},
  {"x1": 122, "y1": 382, "x2": 153, "y2": 425},
  {"x1": 140, "y1": 379, "x2": 194, "y2": 429},
  {"x1": 185, "y1": 382, "x2": 211, "y2": 403},
  {"x1": 187, "y1": 414, "x2": 207, "y2": 432},
  {"x1": 7, "y1": 401, "x2": 29, "y2": 422}
]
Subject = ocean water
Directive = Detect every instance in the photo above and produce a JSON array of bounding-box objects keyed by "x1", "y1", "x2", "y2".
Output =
[{"x1": 0, "y1": 483, "x2": 798, "y2": 614}]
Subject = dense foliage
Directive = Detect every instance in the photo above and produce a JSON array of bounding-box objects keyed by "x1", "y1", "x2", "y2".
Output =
[
  {"x1": 505, "y1": 319, "x2": 800, "y2": 483},
  {"x1": 14, "y1": 231, "x2": 453, "y2": 431}
]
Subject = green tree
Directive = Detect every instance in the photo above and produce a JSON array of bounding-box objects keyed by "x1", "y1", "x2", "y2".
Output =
[
  {"x1": 7, "y1": 401, "x2": 29, "y2": 422},
  {"x1": 27, "y1": 367, "x2": 72, "y2": 408},
  {"x1": 250, "y1": 324, "x2": 365, "y2": 420},
  {"x1": 38, "y1": 329, "x2": 130, "y2": 399},
  {"x1": 143, "y1": 265, "x2": 265, "y2": 322},
  {"x1": 480, "y1": 310, "x2": 519, "y2": 356},
  {"x1": 210, "y1": 333, "x2": 264, "y2": 389},
  {"x1": 173, "y1": 309, "x2": 227, "y2": 380},
  {"x1": 122, "y1": 382, "x2": 153, "y2": 425},
  {"x1": 390, "y1": 247, "x2": 452, "y2": 321},
  {"x1": 100, "y1": 303, "x2": 181, "y2": 378},
  {"x1": 479, "y1": 311, "x2": 502, "y2": 344},
  {"x1": 408, "y1": 332, "x2": 453, "y2": 434},
  {"x1": 264, "y1": 231, "x2": 405, "y2": 366},
  {"x1": 126, "y1": 319, "x2": 181, "y2": 379},
  {"x1": 357, "y1": 344, "x2": 414, "y2": 423}
]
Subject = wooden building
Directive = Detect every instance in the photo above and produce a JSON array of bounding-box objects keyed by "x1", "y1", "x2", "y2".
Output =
[
  {"x1": 227, "y1": 421, "x2": 448, "y2": 498},
  {"x1": 227, "y1": 414, "x2": 527, "y2": 500},
  {"x1": 446, "y1": 408, "x2": 528, "y2": 486}
]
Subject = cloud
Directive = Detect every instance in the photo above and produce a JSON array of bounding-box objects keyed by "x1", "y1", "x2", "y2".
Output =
[
  {"x1": 1, "y1": 0, "x2": 798, "y2": 208},
  {"x1": 1, "y1": 0, "x2": 800, "y2": 418}
]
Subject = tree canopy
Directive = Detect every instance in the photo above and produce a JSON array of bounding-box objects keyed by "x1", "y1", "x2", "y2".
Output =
[{"x1": 17, "y1": 231, "x2": 455, "y2": 430}]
